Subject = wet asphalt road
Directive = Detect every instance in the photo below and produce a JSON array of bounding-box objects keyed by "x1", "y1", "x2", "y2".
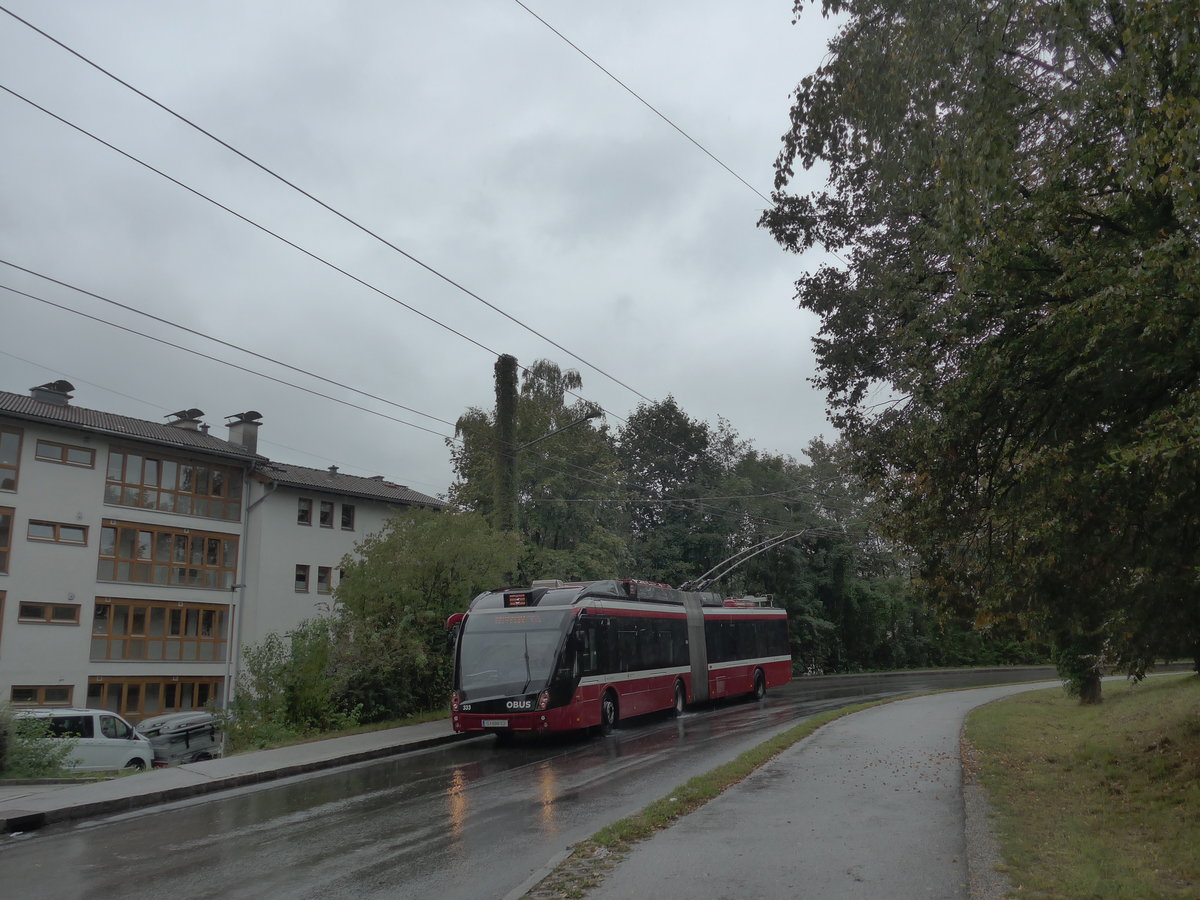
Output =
[{"x1": 0, "y1": 668, "x2": 1055, "y2": 900}]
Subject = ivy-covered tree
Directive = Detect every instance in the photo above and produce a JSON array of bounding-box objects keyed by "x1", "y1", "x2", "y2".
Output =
[
  {"x1": 448, "y1": 359, "x2": 626, "y2": 579},
  {"x1": 763, "y1": 0, "x2": 1200, "y2": 699}
]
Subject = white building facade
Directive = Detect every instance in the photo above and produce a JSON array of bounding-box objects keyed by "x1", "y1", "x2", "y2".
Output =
[{"x1": 0, "y1": 381, "x2": 443, "y2": 722}]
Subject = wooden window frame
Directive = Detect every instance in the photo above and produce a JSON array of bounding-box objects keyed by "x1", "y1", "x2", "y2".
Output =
[
  {"x1": 317, "y1": 566, "x2": 332, "y2": 594},
  {"x1": 295, "y1": 564, "x2": 310, "y2": 593},
  {"x1": 297, "y1": 497, "x2": 313, "y2": 526},
  {"x1": 97, "y1": 520, "x2": 239, "y2": 590},
  {"x1": 90, "y1": 597, "x2": 228, "y2": 662},
  {"x1": 18, "y1": 601, "x2": 81, "y2": 624},
  {"x1": 104, "y1": 449, "x2": 243, "y2": 522},
  {"x1": 341, "y1": 503, "x2": 355, "y2": 531},
  {"x1": 35, "y1": 439, "x2": 96, "y2": 468},
  {"x1": 86, "y1": 676, "x2": 223, "y2": 722},
  {"x1": 0, "y1": 425, "x2": 21, "y2": 492},
  {"x1": 11, "y1": 684, "x2": 74, "y2": 706},
  {"x1": 27, "y1": 520, "x2": 89, "y2": 545},
  {"x1": 0, "y1": 506, "x2": 11, "y2": 574},
  {"x1": 319, "y1": 500, "x2": 334, "y2": 528}
]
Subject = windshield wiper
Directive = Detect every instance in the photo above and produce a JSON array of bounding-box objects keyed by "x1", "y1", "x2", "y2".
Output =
[{"x1": 520, "y1": 633, "x2": 532, "y2": 695}]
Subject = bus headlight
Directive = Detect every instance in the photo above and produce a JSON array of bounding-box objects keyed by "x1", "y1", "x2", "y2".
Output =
[{"x1": 537, "y1": 691, "x2": 550, "y2": 710}]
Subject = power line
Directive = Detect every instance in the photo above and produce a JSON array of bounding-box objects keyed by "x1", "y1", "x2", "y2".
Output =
[
  {"x1": 0, "y1": 278, "x2": 801, "y2": 524},
  {"x1": 0, "y1": 4, "x2": 654, "y2": 405},
  {"x1": 0, "y1": 258, "x2": 457, "y2": 429},
  {"x1": 0, "y1": 347, "x2": 451, "y2": 494},
  {"x1": 0, "y1": 82, "x2": 507, "y2": 360},
  {"x1": 1, "y1": 282, "x2": 458, "y2": 443},
  {"x1": 512, "y1": 0, "x2": 772, "y2": 205}
]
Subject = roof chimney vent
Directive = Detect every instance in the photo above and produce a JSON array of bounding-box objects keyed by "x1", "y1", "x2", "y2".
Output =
[
  {"x1": 166, "y1": 408, "x2": 205, "y2": 431},
  {"x1": 30, "y1": 380, "x2": 75, "y2": 407},
  {"x1": 225, "y1": 411, "x2": 263, "y2": 454},
  {"x1": 327, "y1": 466, "x2": 339, "y2": 477}
]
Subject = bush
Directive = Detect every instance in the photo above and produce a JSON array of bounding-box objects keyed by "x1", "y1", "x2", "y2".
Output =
[{"x1": 0, "y1": 705, "x2": 78, "y2": 778}]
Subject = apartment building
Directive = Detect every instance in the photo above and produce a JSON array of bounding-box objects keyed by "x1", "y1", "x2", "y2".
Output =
[{"x1": 0, "y1": 381, "x2": 444, "y2": 721}]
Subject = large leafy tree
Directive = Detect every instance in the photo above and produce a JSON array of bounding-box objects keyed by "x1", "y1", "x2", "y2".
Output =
[
  {"x1": 615, "y1": 397, "x2": 745, "y2": 584},
  {"x1": 763, "y1": 0, "x2": 1200, "y2": 698}
]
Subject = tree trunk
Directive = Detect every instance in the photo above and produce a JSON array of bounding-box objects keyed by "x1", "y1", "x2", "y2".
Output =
[{"x1": 1078, "y1": 667, "x2": 1103, "y2": 705}]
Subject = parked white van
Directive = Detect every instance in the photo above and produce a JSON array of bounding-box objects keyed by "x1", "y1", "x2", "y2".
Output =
[{"x1": 17, "y1": 708, "x2": 153, "y2": 772}]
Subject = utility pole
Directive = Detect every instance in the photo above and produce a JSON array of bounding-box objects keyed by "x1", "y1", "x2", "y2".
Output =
[{"x1": 493, "y1": 353, "x2": 519, "y2": 533}]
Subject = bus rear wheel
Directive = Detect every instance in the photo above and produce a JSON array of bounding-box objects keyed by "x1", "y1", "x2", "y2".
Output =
[
  {"x1": 671, "y1": 681, "x2": 686, "y2": 717},
  {"x1": 600, "y1": 691, "x2": 619, "y2": 735},
  {"x1": 753, "y1": 670, "x2": 766, "y2": 700}
]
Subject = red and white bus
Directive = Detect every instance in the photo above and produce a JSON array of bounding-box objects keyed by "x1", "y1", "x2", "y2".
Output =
[{"x1": 446, "y1": 578, "x2": 791, "y2": 738}]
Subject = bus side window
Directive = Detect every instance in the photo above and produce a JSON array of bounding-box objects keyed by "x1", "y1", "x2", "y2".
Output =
[
  {"x1": 736, "y1": 621, "x2": 756, "y2": 660},
  {"x1": 673, "y1": 619, "x2": 689, "y2": 666},
  {"x1": 616, "y1": 621, "x2": 639, "y2": 672},
  {"x1": 573, "y1": 623, "x2": 593, "y2": 677},
  {"x1": 581, "y1": 617, "x2": 612, "y2": 676}
]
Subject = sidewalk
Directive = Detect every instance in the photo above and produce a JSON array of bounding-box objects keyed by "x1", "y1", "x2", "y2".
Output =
[
  {"x1": 0, "y1": 717, "x2": 472, "y2": 833},
  {"x1": 589, "y1": 681, "x2": 1053, "y2": 900}
]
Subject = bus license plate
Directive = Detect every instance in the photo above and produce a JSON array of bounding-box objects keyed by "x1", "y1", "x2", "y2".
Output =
[{"x1": 482, "y1": 719, "x2": 508, "y2": 728}]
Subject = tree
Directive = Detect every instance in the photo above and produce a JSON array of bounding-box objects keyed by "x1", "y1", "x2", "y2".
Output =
[
  {"x1": 448, "y1": 359, "x2": 626, "y2": 578},
  {"x1": 763, "y1": 0, "x2": 1200, "y2": 699},
  {"x1": 615, "y1": 397, "x2": 741, "y2": 584},
  {"x1": 230, "y1": 509, "x2": 524, "y2": 740}
]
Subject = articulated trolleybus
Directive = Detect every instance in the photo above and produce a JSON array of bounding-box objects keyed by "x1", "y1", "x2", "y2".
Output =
[{"x1": 446, "y1": 579, "x2": 791, "y2": 738}]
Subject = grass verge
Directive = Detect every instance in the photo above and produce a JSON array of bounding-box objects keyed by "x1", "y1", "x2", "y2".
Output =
[
  {"x1": 526, "y1": 699, "x2": 890, "y2": 899},
  {"x1": 965, "y1": 674, "x2": 1200, "y2": 898}
]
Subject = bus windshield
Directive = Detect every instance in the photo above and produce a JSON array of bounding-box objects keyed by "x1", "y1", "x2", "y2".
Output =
[{"x1": 457, "y1": 608, "x2": 574, "y2": 699}]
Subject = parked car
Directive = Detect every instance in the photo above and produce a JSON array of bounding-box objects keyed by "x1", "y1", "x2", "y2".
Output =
[
  {"x1": 136, "y1": 711, "x2": 222, "y2": 767},
  {"x1": 16, "y1": 708, "x2": 153, "y2": 772}
]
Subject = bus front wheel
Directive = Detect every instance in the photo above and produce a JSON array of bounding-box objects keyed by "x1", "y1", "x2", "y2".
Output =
[
  {"x1": 753, "y1": 670, "x2": 766, "y2": 700},
  {"x1": 600, "y1": 691, "x2": 619, "y2": 735}
]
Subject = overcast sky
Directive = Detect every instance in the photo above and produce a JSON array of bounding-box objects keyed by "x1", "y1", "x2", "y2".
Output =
[{"x1": 0, "y1": 1, "x2": 842, "y2": 498}]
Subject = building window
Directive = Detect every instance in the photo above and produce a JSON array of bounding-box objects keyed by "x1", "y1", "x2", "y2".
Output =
[
  {"x1": 27, "y1": 520, "x2": 88, "y2": 545},
  {"x1": 90, "y1": 598, "x2": 228, "y2": 662},
  {"x1": 11, "y1": 685, "x2": 73, "y2": 706},
  {"x1": 295, "y1": 564, "x2": 310, "y2": 592},
  {"x1": 297, "y1": 498, "x2": 312, "y2": 525},
  {"x1": 0, "y1": 425, "x2": 21, "y2": 492},
  {"x1": 97, "y1": 521, "x2": 238, "y2": 590},
  {"x1": 317, "y1": 566, "x2": 332, "y2": 594},
  {"x1": 0, "y1": 507, "x2": 11, "y2": 573},
  {"x1": 18, "y1": 602, "x2": 81, "y2": 624},
  {"x1": 35, "y1": 439, "x2": 96, "y2": 468},
  {"x1": 87, "y1": 676, "x2": 223, "y2": 722},
  {"x1": 319, "y1": 500, "x2": 334, "y2": 528},
  {"x1": 341, "y1": 504, "x2": 355, "y2": 531},
  {"x1": 104, "y1": 450, "x2": 242, "y2": 521}
]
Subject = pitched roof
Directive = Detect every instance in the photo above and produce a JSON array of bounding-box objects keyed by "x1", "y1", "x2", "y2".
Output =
[
  {"x1": 258, "y1": 461, "x2": 447, "y2": 508},
  {"x1": 0, "y1": 390, "x2": 264, "y2": 463}
]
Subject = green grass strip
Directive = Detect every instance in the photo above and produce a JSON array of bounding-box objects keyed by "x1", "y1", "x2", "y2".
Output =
[{"x1": 966, "y1": 674, "x2": 1200, "y2": 899}]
